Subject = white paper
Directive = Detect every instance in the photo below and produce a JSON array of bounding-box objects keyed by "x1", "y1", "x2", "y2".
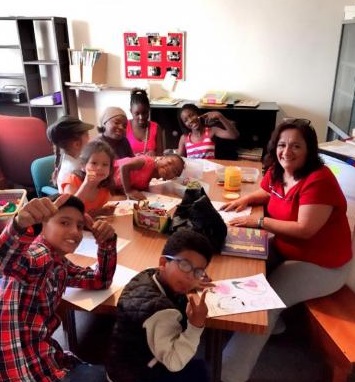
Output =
[
  {"x1": 197, "y1": 159, "x2": 224, "y2": 173},
  {"x1": 74, "y1": 231, "x2": 130, "y2": 258},
  {"x1": 62, "y1": 264, "x2": 138, "y2": 311},
  {"x1": 211, "y1": 201, "x2": 252, "y2": 223},
  {"x1": 200, "y1": 273, "x2": 285, "y2": 318}
]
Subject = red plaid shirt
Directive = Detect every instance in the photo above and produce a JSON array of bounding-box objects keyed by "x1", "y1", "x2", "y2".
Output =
[{"x1": 0, "y1": 220, "x2": 117, "y2": 381}]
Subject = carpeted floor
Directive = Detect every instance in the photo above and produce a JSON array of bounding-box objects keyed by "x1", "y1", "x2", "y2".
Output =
[{"x1": 53, "y1": 306, "x2": 329, "y2": 382}]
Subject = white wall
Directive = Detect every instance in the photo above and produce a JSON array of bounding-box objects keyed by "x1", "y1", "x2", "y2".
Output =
[{"x1": 1, "y1": 0, "x2": 353, "y2": 140}]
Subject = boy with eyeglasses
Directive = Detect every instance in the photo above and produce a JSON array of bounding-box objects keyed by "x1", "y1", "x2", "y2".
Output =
[{"x1": 105, "y1": 229, "x2": 213, "y2": 382}]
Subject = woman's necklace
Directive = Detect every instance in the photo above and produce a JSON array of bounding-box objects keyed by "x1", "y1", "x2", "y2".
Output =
[{"x1": 142, "y1": 126, "x2": 149, "y2": 155}]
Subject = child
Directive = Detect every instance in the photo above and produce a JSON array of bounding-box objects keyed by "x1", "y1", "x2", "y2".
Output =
[
  {"x1": 47, "y1": 115, "x2": 94, "y2": 192},
  {"x1": 177, "y1": 103, "x2": 239, "y2": 159},
  {"x1": 62, "y1": 140, "x2": 116, "y2": 217},
  {"x1": 126, "y1": 88, "x2": 163, "y2": 156},
  {"x1": 0, "y1": 194, "x2": 117, "y2": 382},
  {"x1": 114, "y1": 153, "x2": 185, "y2": 200},
  {"x1": 96, "y1": 106, "x2": 134, "y2": 159},
  {"x1": 105, "y1": 228, "x2": 213, "y2": 382}
]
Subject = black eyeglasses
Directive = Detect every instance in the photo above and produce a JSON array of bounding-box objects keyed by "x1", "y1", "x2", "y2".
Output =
[
  {"x1": 282, "y1": 118, "x2": 314, "y2": 130},
  {"x1": 280, "y1": 118, "x2": 314, "y2": 131},
  {"x1": 164, "y1": 255, "x2": 207, "y2": 280}
]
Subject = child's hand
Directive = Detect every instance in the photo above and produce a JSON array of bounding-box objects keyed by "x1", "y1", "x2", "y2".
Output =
[
  {"x1": 15, "y1": 194, "x2": 70, "y2": 229},
  {"x1": 96, "y1": 205, "x2": 117, "y2": 216},
  {"x1": 84, "y1": 170, "x2": 100, "y2": 185},
  {"x1": 126, "y1": 190, "x2": 147, "y2": 201},
  {"x1": 196, "y1": 277, "x2": 215, "y2": 291},
  {"x1": 186, "y1": 289, "x2": 208, "y2": 328},
  {"x1": 85, "y1": 213, "x2": 115, "y2": 243}
]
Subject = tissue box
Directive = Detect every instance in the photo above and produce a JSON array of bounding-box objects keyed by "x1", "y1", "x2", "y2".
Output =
[{"x1": 133, "y1": 202, "x2": 170, "y2": 233}]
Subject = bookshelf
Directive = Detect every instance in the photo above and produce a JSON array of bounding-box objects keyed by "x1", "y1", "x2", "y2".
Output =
[{"x1": 0, "y1": 16, "x2": 77, "y2": 126}]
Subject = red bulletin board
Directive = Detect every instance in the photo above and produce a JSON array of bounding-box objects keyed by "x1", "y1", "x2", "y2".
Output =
[{"x1": 124, "y1": 32, "x2": 184, "y2": 80}]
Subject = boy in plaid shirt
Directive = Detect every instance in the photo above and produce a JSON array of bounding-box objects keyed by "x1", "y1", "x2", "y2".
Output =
[{"x1": 0, "y1": 194, "x2": 117, "y2": 381}]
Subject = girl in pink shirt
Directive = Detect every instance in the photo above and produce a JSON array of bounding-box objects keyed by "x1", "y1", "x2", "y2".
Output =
[
  {"x1": 177, "y1": 103, "x2": 239, "y2": 159},
  {"x1": 126, "y1": 88, "x2": 163, "y2": 156}
]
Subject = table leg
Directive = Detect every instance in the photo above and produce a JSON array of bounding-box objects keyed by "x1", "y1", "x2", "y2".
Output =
[
  {"x1": 205, "y1": 328, "x2": 225, "y2": 382},
  {"x1": 61, "y1": 309, "x2": 78, "y2": 352}
]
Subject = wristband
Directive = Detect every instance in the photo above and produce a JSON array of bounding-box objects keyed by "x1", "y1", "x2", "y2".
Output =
[{"x1": 257, "y1": 217, "x2": 264, "y2": 229}]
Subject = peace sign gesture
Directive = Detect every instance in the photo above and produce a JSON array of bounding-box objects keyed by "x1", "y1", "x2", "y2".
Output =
[{"x1": 186, "y1": 289, "x2": 209, "y2": 328}]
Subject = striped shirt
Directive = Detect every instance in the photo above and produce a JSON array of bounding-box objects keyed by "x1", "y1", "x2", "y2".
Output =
[
  {"x1": 0, "y1": 220, "x2": 117, "y2": 381},
  {"x1": 185, "y1": 128, "x2": 215, "y2": 159}
]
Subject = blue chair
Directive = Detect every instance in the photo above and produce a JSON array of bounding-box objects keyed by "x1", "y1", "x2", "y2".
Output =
[{"x1": 30, "y1": 155, "x2": 58, "y2": 197}]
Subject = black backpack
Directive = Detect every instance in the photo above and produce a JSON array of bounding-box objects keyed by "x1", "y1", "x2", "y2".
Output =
[{"x1": 170, "y1": 187, "x2": 227, "y2": 254}]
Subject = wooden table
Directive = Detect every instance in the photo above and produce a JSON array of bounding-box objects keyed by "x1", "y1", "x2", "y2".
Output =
[{"x1": 62, "y1": 159, "x2": 267, "y2": 380}]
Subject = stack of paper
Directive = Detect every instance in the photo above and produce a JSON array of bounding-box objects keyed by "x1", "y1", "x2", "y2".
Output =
[
  {"x1": 200, "y1": 91, "x2": 227, "y2": 105},
  {"x1": 30, "y1": 92, "x2": 61, "y2": 106},
  {"x1": 63, "y1": 264, "x2": 138, "y2": 311}
]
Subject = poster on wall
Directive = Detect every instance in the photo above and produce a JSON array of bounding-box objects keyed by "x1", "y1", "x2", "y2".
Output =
[{"x1": 124, "y1": 31, "x2": 184, "y2": 80}]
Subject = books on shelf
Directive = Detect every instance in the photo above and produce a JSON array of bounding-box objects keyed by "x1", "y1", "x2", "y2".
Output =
[
  {"x1": 201, "y1": 90, "x2": 227, "y2": 105},
  {"x1": 235, "y1": 99, "x2": 260, "y2": 108},
  {"x1": 237, "y1": 147, "x2": 263, "y2": 161},
  {"x1": 150, "y1": 97, "x2": 182, "y2": 106},
  {"x1": 29, "y1": 92, "x2": 62, "y2": 106},
  {"x1": 318, "y1": 139, "x2": 355, "y2": 160},
  {"x1": 221, "y1": 226, "x2": 268, "y2": 260}
]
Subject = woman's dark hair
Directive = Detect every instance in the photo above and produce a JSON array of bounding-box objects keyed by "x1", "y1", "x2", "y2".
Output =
[
  {"x1": 162, "y1": 228, "x2": 213, "y2": 264},
  {"x1": 263, "y1": 118, "x2": 323, "y2": 183},
  {"x1": 177, "y1": 103, "x2": 201, "y2": 134},
  {"x1": 74, "y1": 140, "x2": 115, "y2": 190},
  {"x1": 130, "y1": 88, "x2": 150, "y2": 110}
]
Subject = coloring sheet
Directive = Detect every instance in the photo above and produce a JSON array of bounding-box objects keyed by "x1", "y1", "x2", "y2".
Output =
[
  {"x1": 211, "y1": 201, "x2": 252, "y2": 224},
  {"x1": 75, "y1": 231, "x2": 130, "y2": 258},
  {"x1": 200, "y1": 273, "x2": 285, "y2": 317}
]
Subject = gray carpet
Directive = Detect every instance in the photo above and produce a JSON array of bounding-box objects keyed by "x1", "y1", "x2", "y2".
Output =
[{"x1": 53, "y1": 306, "x2": 328, "y2": 382}]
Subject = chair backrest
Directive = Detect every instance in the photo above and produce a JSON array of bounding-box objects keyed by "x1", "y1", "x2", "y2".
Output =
[
  {"x1": 30, "y1": 155, "x2": 58, "y2": 197},
  {"x1": 0, "y1": 115, "x2": 53, "y2": 188}
]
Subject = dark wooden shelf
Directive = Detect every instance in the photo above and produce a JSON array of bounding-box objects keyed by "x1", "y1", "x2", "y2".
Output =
[
  {"x1": 0, "y1": 16, "x2": 77, "y2": 125},
  {"x1": 151, "y1": 101, "x2": 279, "y2": 159}
]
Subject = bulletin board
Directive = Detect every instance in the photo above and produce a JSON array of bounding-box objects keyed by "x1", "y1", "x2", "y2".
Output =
[{"x1": 123, "y1": 32, "x2": 184, "y2": 80}]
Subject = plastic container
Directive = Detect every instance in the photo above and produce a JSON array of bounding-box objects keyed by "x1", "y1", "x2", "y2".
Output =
[
  {"x1": 215, "y1": 166, "x2": 225, "y2": 184},
  {"x1": 0, "y1": 189, "x2": 27, "y2": 230},
  {"x1": 216, "y1": 166, "x2": 260, "y2": 184},
  {"x1": 240, "y1": 167, "x2": 260, "y2": 183},
  {"x1": 181, "y1": 158, "x2": 204, "y2": 180},
  {"x1": 224, "y1": 166, "x2": 242, "y2": 191}
]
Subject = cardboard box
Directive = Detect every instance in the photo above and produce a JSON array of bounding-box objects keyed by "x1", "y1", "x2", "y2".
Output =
[
  {"x1": 68, "y1": 51, "x2": 107, "y2": 84},
  {"x1": 82, "y1": 53, "x2": 107, "y2": 84},
  {"x1": 69, "y1": 64, "x2": 81, "y2": 83}
]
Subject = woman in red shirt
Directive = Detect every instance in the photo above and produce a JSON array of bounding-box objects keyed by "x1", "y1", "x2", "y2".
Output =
[{"x1": 220, "y1": 118, "x2": 352, "y2": 382}]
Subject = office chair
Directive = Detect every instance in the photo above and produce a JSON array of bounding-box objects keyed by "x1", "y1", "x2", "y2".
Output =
[
  {"x1": 0, "y1": 115, "x2": 53, "y2": 191},
  {"x1": 30, "y1": 155, "x2": 58, "y2": 197}
]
